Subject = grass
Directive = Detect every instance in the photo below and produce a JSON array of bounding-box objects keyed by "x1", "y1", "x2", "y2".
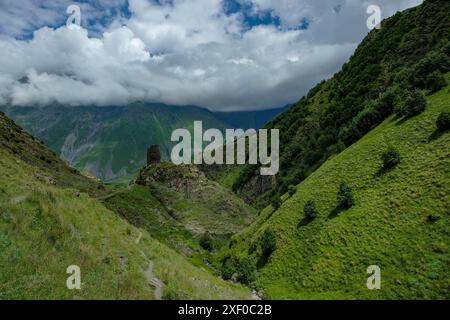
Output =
[
  {"x1": 0, "y1": 150, "x2": 252, "y2": 300},
  {"x1": 103, "y1": 184, "x2": 200, "y2": 254},
  {"x1": 219, "y1": 78, "x2": 450, "y2": 300}
]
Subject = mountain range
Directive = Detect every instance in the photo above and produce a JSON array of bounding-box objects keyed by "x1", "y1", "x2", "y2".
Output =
[
  {"x1": 0, "y1": 0, "x2": 449, "y2": 300},
  {"x1": 0, "y1": 103, "x2": 286, "y2": 183}
]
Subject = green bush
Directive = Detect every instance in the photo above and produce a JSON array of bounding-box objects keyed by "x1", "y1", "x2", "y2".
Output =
[
  {"x1": 337, "y1": 182, "x2": 354, "y2": 209},
  {"x1": 382, "y1": 147, "x2": 401, "y2": 170},
  {"x1": 425, "y1": 71, "x2": 447, "y2": 93},
  {"x1": 221, "y1": 259, "x2": 237, "y2": 280},
  {"x1": 436, "y1": 112, "x2": 450, "y2": 132},
  {"x1": 288, "y1": 185, "x2": 297, "y2": 196},
  {"x1": 398, "y1": 90, "x2": 427, "y2": 118},
  {"x1": 260, "y1": 229, "x2": 277, "y2": 255},
  {"x1": 237, "y1": 256, "x2": 257, "y2": 284},
  {"x1": 199, "y1": 232, "x2": 214, "y2": 252},
  {"x1": 304, "y1": 200, "x2": 317, "y2": 220},
  {"x1": 413, "y1": 51, "x2": 450, "y2": 88}
]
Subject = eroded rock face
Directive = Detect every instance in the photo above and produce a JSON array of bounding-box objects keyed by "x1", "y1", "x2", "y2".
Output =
[
  {"x1": 137, "y1": 163, "x2": 205, "y2": 192},
  {"x1": 237, "y1": 173, "x2": 277, "y2": 204}
]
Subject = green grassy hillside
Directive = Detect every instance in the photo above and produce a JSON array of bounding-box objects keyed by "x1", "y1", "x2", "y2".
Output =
[
  {"x1": 0, "y1": 150, "x2": 253, "y2": 300},
  {"x1": 103, "y1": 163, "x2": 256, "y2": 264},
  {"x1": 226, "y1": 0, "x2": 450, "y2": 208},
  {"x1": 0, "y1": 114, "x2": 253, "y2": 300},
  {"x1": 216, "y1": 80, "x2": 450, "y2": 299}
]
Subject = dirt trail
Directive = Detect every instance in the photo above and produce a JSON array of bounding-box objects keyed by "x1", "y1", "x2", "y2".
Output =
[
  {"x1": 135, "y1": 232, "x2": 165, "y2": 300},
  {"x1": 135, "y1": 231, "x2": 143, "y2": 244},
  {"x1": 143, "y1": 259, "x2": 165, "y2": 300}
]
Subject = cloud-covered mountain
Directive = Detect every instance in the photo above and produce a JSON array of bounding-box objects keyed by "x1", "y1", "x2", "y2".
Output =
[{"x1": 0, "y1": 0, "x2": 422, "y2": 111}]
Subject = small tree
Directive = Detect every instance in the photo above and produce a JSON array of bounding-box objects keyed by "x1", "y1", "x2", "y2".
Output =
[
  {"x1": 401, "y1": 90, "x2": 427, "y2": 118},
  {"x1": 436, "y1": 112, "x2": 450, "y2": 131},
  {"x1": 260, "y1": 229, "x2": 277, "y2": 255},
  {"x1": 288, "y1": 185, "x2": 297, "y2": 197},
  {"x1": 199, "y1": 232, "x2": 214, "y2": 252},
  {"x1": 425, "y1": 71, "x2": 447, "y2": 93},
  {"x1": 337, "y1": 182, "x2": 354, "y2": 209},
  {"x1": 237, "y1": 256, "x2": 257, "y2": 284},
  {"x1": 382, "y1": 147, "x2": 401, "y2": 170},
  {"x1": 221, "y1": 259, "x2": 237, "y2": 280},
  {"x1": 304, "y1": 200, "x2": 317, "y2": 220}
]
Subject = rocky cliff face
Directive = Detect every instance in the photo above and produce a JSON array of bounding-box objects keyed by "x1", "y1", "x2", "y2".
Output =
[{"x1": 137, "y1": 163, "x2": 207, "y2": 192}]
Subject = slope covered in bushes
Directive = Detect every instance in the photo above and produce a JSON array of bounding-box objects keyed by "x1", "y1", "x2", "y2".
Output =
[
  {"x1": 229, "y1": 0, "x2": 450, "y2": 208},
  {"x1": 215, "y1": 78, "x2": 450, "y2": 299}
]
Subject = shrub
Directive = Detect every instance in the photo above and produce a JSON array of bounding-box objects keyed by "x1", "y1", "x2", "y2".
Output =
[
  {"x1": 304, "y1": 200, "x2": 317, "y2": 220},
  {"x1": 260, "y1": 229, "x2": 277, "y2": 255},
  {"x1": 425, "y1": 71, "x2": 447, "y2": 93},
  {"x1": 288, "y1": 185, "x2": 297, "y2": 196},
  {"x1": 221, "y1": 259, "x2": 237, "y2": 280},
  {"x1": 398, "y1": 90, "x2": 427, "y2": 118},
  {"x1": 237, "y1": 256, "x2": 257, "y2": 284},
  {"x1": 199, "y1": 232, "x2": 214, "y2": 252},
  {"x1": 381, "y1": 85, "x2": 409, "y2": 114},
  {"x1": 271, "y1": 196, "x2": 282, "y2": 210},
  {"x1": 436, "y1": 112, "x2": 450, "y2": 131},
  {"x1": 382, "y1": 147, "x2": 401, "y2": 170},
  {"x1": 413, "y1": 51, "x2": 450, "y2": 88},
  {"x1": 337, "y1": 182, "x2": 354, "y2": 209}
]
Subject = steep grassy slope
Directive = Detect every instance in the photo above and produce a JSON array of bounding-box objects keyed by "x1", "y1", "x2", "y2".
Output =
[
  {"x1": 0, "y1": 111, "x2": 106, "y2": 197},
  {"x1": 226, "y1": 0, "x2": 450, "y2": 208},
  {"x1": 0, "y1": 114, "x2": 252, "y2": 299},
  {"x1": 1, "y1": 103, "x2": 229, "y2": 183},
  {"x1": 217, "y1": 81, "x2": 450, "y2": 299}
]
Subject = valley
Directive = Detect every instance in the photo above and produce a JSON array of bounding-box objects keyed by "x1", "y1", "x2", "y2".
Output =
[{"x1": 0, "y1": 0, "x2": 449, "y2": 301}]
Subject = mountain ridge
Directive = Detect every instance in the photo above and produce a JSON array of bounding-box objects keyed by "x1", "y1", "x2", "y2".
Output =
[
  {"x1": 1, "y1": 103, "x2": 286, "y2": 183},
  {"x1": 220, "y1": 0, "x2": 450, "y2": 208}
]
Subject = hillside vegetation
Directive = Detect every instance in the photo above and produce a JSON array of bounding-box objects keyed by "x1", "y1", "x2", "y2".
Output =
[
  {"x1": 215, "y1": 79, "x2": 450, "y2": 299},
  {"x1": 104, "y1": 162, "x2": 256, "y2": 265},
  {"x1": 226, "y1": 0, "x2": 450, "y2": 208},
  {"x1": 0, "y1": 113, "x2": 252, "y2": 300}
]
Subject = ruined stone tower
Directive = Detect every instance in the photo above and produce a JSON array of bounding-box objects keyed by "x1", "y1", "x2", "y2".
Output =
[{"x1": 147, "y1": 145, "x2": 161, "y2": 166}]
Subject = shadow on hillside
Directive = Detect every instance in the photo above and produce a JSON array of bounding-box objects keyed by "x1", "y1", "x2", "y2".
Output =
[
  {"x1": 390, "y1": 114, "x2": 402, "y2": 123},
  {"x1": 257, "y1": 253, "x2": 270, "y2": 269},
  {"x1": 428, "y1": 129, "x2": 447, "y2": 142},
  {"x1": 328, "y1": 206, "x2": 345, "y2": 219},
  {"x1": 394, "y1": 116, "x2": 409, "y2": 126},
  {"x1": 374, "y1": 166, "x2": 394, "y2": 178},
  {"x1": 297, "y1": 217, "x2": 313, "y2": 228}
]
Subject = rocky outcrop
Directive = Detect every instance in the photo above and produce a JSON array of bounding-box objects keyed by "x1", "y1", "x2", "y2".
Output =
[
  {"x1": 137, "y1": 163, "x2": 206, "y2": 192},
  {"x1": 135, "y1": 162, "x2": 256, "y2": 235}
]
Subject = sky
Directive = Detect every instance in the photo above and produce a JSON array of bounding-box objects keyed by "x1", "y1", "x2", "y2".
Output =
[{"x1": 0, "y1": 0, "x2": 423, "y2": 111}]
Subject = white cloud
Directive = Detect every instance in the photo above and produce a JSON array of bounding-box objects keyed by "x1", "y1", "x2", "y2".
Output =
[{"x1": 0, "y1": 0, "x2": 423, "y2": 111}]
